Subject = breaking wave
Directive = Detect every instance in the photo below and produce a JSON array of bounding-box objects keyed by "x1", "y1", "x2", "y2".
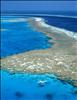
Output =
[
  {"x1": 29, "y1": 17, "x2": 77, "y2": 40},
  {"x1": 1, "y1": 15, "x2": 77, "y2": 40}
]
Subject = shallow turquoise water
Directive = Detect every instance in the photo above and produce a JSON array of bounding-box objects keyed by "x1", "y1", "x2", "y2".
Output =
[
  {"x1": 1, "y1": 16, "x2": 52, "y2": 58},
  {"x1": 1, "y1": 70, "x2": 77, "y2": 100}
]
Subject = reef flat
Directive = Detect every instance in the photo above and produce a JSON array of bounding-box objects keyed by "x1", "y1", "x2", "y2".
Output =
[{"x1": 1, "y1": 17, "x2": 77, "y2": 86}]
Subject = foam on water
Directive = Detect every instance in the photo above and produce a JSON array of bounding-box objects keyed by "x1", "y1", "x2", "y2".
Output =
[
  {"x1": 1, "y1": 15, "x2": 77, "y2": 40},
  {"x1": 32, "y1": 17, "x2": 77, "y2": 40}
]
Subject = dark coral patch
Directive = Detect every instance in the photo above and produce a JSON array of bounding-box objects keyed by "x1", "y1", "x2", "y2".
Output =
[
  {"x1": 45, "y1": 93, "x2": 53, "y2": 100},
  {"x1": 15, "y1": 91, "x2": 24, "y2": 98}
]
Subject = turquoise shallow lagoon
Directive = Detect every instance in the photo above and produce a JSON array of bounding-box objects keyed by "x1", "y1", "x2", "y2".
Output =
[
  {"x1": 1, "y1": 16, "x2": 52, "y2": 58},
  {"x1": 1, "y1": 70, "x2": 77, "y2": 100},
  {"x1": 1, "y1": 15, "x2": 77, "y2": 100}
]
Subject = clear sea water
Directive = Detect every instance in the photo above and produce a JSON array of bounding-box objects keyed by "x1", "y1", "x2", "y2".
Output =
[
  {"x1": 1, "y1": 15, "x2": 77, "y2": 100},
  {"x1": 1, "y1": 16, "x2": 52, "y2": 58},
  {"x1": 42, "y1": 16, "x2": 77, "y2": 32},
  {"x1": 1, "y1": 70, "x2": 77, "y2": 100}
]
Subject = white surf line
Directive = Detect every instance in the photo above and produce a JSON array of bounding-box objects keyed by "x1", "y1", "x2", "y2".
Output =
[{"x1": 27, "y1": 17, "x2": 77, "y2": 42}]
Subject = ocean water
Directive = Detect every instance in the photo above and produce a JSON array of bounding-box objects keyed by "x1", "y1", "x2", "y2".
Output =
[
  {"x1": 1, "y1": 15, "x2": 77, "y2": 100},
  {"x1": 1, "y1": 70, "x2": 77, "y2": 100},
  {"x1": 42, "y1": 16, "x2": 77, "y2": 32},
  {"x1": 1, "y1": 16, "x2": 52, "y2": 58}
]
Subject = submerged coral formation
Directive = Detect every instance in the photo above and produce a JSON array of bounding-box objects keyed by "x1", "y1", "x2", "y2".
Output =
[{"x1": 1, "y1": 17, "x2": 77, "y2": 86}]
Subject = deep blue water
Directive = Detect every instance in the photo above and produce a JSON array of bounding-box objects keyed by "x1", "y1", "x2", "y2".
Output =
[
  {"x1": 1, "y1": 15, "x2": 77, "y2": 100},
  {"x1": 25, "y1": 15, "x2": 77, "y2": 32},
  {"x1": 42, "y1": 16, "x2": 77, "y2": 32}
]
